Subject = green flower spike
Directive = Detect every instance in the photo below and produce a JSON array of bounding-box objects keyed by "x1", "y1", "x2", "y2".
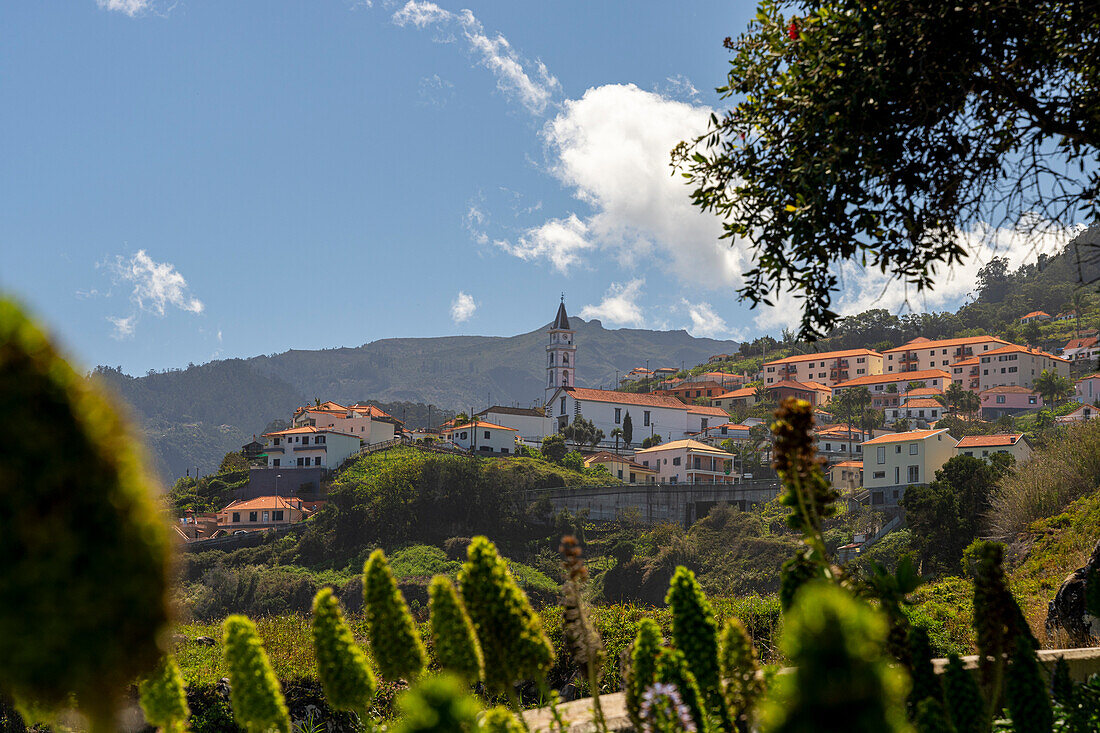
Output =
[
  {"x1": 392, "y1": 674, "x2": 482, "y2": 733},
  {"x1": 429, "y1": 576, "x2": 484, "y2": 683},
  {"x1": 138, "y1": 656, "x2": 190, "y2": 733},
  {"x1": 666, "y1": 566, "x2": 727, "y2": 728},
  {"x1": 364, "y1": 549, "x2": 427, "y2": 682},
  {"x1": 458, "y1": 536, "x2": 554, "y2": 694},
  {"x1": 1005, "y1": 634, "x2": 1052, "y2": 733},
  {"x1": 718, "y1": 617, "x2": 762, "y2": 725},
  {"x1": 479, "y1": 706, "x2": 525, "y2": 733},
  {"x1": 654, "y1": 647, "x2": 710, "y2": 733},
  {"x1": 311, "y1": 587, "x2": 377, "y2": 714},
  {"x1": 760, "y1": 583, "x2": 910, "y2": 733},
  {"x1": 914, "y1": 698, "x2": 953, "y2": 733},
  {"x1": 0, "y1": 299, "x2": 173, "y2": 729},
  {"x1": 625, "y1": 618, "x2": 662, "y2": 731},
  {"x1": 222, "y1": 615, "x2": 290, "y2": 733},
  {"x1": 941, "y1": 654, "x2": 985, "y2": 733}
]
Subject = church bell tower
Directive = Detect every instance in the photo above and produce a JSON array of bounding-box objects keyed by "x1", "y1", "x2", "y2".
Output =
[{"x1": 546, "y1": 296, "x2": 576, "y2": 402}]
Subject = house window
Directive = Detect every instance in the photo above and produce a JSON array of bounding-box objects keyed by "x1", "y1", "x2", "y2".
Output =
[
  {"x1": 908, "y1": 465, "x2": 920, "y2": 483},
  {"x1": 316, "y1": 435, "x2": 325, "y2": 444},
  {"x1": 996, "y1": 395, "x2": 1006, "y2": 404},
  {"x1": 273, "y1": 459, "x2": 280, "y2": 467},
  {"x1": 1029, "y1": 396, "x2": 1037, "y2": 404},
  {"x1": 460, "y1": 431, "x2": 468, "y2": 440},
  {"x1": 895, "y1": 445, "x2": 902, "y2": 454},
  {"x1": 825, "y1": 443, "x2": 832, "y2": 451},
  {"x1": 273, "y1": 511, "x2": 284, "y2": 521},
  {"x1": 560, "y1": 397, "x2": 567, "y2": 415},
  {"x1": 877, "y1": 446, "x2": 886, "y2": 464},
  {"x1": 629, "y1": 472, "x2": 636, "y2": 482},
  {"x1": 314, "y1": 457, "x2": 321, "y2": 466},
  {"x1": 673, "y1": 457, "x2": 681, "y2": 466},
  {"x1": 484, "y1": 430, "x2": 491, "y2": 439},
  {"x1": 296, "y1": 457, "x2": 305, "y2": 466},
  {"x1": 615, "y1": 408, "x2": 621, "y2": 424},
  {"x1": 617, "y1": 469, "x2": 623, "y2": 479},
  {"x1": 273, "y1": 438, "x2": 281, "y2": 446},
  {"x1": 232, "y1": 512, "x2": 240, "y2": 523},
  {"x1": 302, "y1": 436, "x2": 309, "y2": 445},
  {"x1": 895, "y1": 467, "x2": 900, "y2": 483},
  {"x1": 873, "y1": 471, "x2": 885, "y2": 479},
  {"x1": 249, "y1": 511, "x2": 258, "y2": 522},
  {"x1": 700, "y1": 418, "x2": 708, "y2": 430},
  {"x1": 262, "y1": 511, "x2": 269, "y2": 523},
  {"x1": 644, "y1": 411, "x2": 651, "y2": 426}
]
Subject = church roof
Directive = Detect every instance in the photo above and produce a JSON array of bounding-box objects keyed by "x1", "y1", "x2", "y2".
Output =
[{"x1": 552, "y1": 300, "x2": 570, "y2": 330}]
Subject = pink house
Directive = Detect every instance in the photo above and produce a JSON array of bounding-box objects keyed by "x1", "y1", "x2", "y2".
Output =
[{"x1": 980, "y1": 385, "x2": 1042, "y2": 419}]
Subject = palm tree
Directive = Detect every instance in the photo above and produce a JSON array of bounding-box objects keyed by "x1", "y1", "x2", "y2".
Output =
[
  {"x1": 944, "y1": 381, "x2": 967, "y2": 415},
  {"x1": 1034, "y1": 369, "x2": 1073, "y2": 407},
  {"x1": 610, "y1": 427, "x2": 623, "y2": 454},
  {"x1": 958, "y1": 390, "x2": 981, "y2": 420}
]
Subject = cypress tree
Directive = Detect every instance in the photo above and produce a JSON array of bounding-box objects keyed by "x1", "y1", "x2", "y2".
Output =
[
  {"x1": 0, "y1": 299, "x2": 172, "y2": 728},
  {"x1": 222, "y1": 615, "x2": 290, "y2": 733},
  {"x1": 625, "y1": 618, "x2": 663, "y2": 730},
  {"x1": 363, "y1": 549, "x2": 427, "y2": 682},
  {"x1": 942, "y1": 654, "x2": 986, "y2": 733},
  {"x1": 654, "y1": 648, "x2": 710, "y2": 733},
  {"x1": 428, "y1": 576, "x2": 484, "y2": 684},
  {"x1": 311, "y1": 587, "x2": 377, "y2": 714},
  {"x1": 457, "y1": 536, "x2": 554, "y2": 694},
  {"x1": 666, "y1": 566, "x2": 725, "y2": 726},
  {"x1": 1005, "y1": 634, "x2": 1052, "y2": 733},
  {"x1": 719, "y1": 617, "x2": 763, "y2": 725},
  {"x1": 137, "y1": 656, "x2": 190, "y2": 733}
]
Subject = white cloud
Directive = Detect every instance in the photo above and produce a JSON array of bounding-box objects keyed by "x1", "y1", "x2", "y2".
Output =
[
  {"x1": 419, "y1": 74, "x2": 455, "y2": 106},
  {"x1": 392, "y1": 2, "x2": 560, "y2": 115},
  {"x1": 96, "y1": 0, "x2": 150, "y2": 16},
  {"x1": 108, "y1": 315, "x2": 136, "y2": 340},
  {"x1": 580, "y1": 279, "x2": 646, "y2": 327},
  {"x1": 111, "y1": 249, "x2": 204, "y2": 316},
  {"x1": 753, "y1": 216, "x2": 1085, "y2": 332},
  {"x1": 681, "y1": 299, "x2": 732, "y2": 338},
  {"x1": 104, "y1": 250, "x2": 204, "y2": 336},
  {"x1": 450, "y1": 291, "x2": 477, "y2": 323},
  {"x1": 496, "y1": 214, "x2": 593, "y2": 273}
]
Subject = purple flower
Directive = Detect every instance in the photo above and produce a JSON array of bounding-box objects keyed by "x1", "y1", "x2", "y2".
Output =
[{"x1": 639, "y1": 682, "x2": 696, "y2": 733}]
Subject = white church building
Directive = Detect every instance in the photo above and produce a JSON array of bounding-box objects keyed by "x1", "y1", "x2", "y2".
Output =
[{"x1": 543, "y1": 300, "x2": 728, "y2": 446}]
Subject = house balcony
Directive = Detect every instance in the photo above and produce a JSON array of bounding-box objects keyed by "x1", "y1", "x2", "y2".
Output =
[
  {"x1": 264, "y1": 446, "x2": 284, "y2": 453},
  {"x1": 293, "y1": 445, "x2": 327, "y2": 451}
]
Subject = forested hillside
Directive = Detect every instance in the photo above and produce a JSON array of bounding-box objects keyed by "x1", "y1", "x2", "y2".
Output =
[{"x1": 99, "y1": 317, "x2": 739, "y2": 481}]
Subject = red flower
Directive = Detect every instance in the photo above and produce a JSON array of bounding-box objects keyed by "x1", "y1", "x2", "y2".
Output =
[{"x1": 788, "y1": 20, "x2": 798, "y2": 40}]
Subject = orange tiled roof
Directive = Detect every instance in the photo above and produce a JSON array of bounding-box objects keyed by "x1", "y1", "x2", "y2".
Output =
[
  {"x1": 1065, "y1": 336, "x2": 1099, "y2": 350},
  {"x1": 950, "y1": 357, "x2": 980, "y2": 368},
  {"x1": 832, "y1": 460, "x2": 863, "y2": 468},
  {"x1": 906, "y1": 387, "x2": 944, "y2": 396},
  {"x1": 769, "y1": 379, "x2": 832, "y2": 393},
  {"x1": 902, "y1": 397, "x2": 944, "y2": 408},
  {"x1": 982, "y1": 344, "x2": 1068, "y2": 362},
  {"x1": 220, "y1": 496, "x2": 307, "y2": 513},
  {"x1": 1021, "y1": 310, "x2": 1050, "y2": 319},
  {"x1": 715, "y1": 386, "x2": 757, "y2": 399},
  {"x1": 584, "y1": 452, "x2": 655, "y2": 472},
  {"x1": 440, "y1": 420, "x2": 517, "y2": 433},
  {"x1": 687, "y1": 405, "x2": 730, "y2": 416},
  {"x1": 980, "y1": 385, "x2": 1037, "y2": 395},
  {"x1": 883, "y1": 336, "x2": 1010, "y2": 353},
  {"x1": 956, "y1": 434, "x2": 1025, "y2": 448},
  {"x1": 566, "y1": 387, "x2": 687, "y2": 409},
  {"x1": 764, "y1": 348, "x2": 880, "y2": 366},
  {"x1": 834, "y1": 369, "x2": 951, "y2": 388},
  {"x1": 263, "y1": 425, "x2": 359, "y2": 438},
  {"x1": 863, "y1": 429, "x2": 952, "y2": 445}
]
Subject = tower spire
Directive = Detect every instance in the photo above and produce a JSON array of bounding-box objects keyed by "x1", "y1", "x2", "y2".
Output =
[{"x1": 546, "y1": 296, "x2": 577, "y2": 401}]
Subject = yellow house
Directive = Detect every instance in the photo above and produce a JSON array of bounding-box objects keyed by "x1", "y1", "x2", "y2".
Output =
[{"x1": 583, "y1": 451, "x2": 658, "y2": 484}]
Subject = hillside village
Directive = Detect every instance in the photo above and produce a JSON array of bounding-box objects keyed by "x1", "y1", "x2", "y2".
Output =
[{"x1": 177, "y1": 287, "x2": 1100, "y2": 558}]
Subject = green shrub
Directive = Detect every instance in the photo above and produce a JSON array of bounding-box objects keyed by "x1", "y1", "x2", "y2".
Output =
[
  {"x1": 0, "y1": 299, "x2": 173, "y2": 726},
  {"x1": 479, "y1": 706, "x2": 524, "y2": 733}
]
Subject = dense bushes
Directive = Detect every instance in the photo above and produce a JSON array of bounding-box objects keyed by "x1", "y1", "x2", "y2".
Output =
[{"x1": 989, "y1": 419, "x2": 1100, "y2": 537}]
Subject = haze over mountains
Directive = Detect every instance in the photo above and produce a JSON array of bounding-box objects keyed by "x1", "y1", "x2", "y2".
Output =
[{"x1": 95, "y1": 317, "x2": 739, "y2": 482}]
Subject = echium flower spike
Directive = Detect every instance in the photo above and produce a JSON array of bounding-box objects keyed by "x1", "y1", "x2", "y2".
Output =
[
  {"x1": 363, "y1": 549, "x2": 427, "y2": 682},
  {"x1": 1005, "y1": 633, "x2": 1053, "y2": 733},
  {"x1": 718, "y1": 617, "x2": 762, "y2": 725},
  {"x1": 639, "y1": 683, "x2": 696, "y2": 733},
  {"x1": 391, "y1": 674, "x2": 482, "y2": 733},
  {"x1": 428, "y1": 576, "x2": 484, "y2": 683},
  {"x1": 222, "y1": 615, "x2": 290, "y2": 733},
  {"x1": 653, "y1": 648, "x2": 709, "y2": 733},
  {"x1": 760, "y1": 583, "x2": 909, "y2": 732},
  {"x1": 137, "y1": 656, "x2": 190, "y2": 733},
  {"x1": 626, "y1": 618, "x2": 663, "y2": 731},
  {"x1": 771, "y1": 398, "x2": 837, "y2": 575},
  {"x1": 941, "y1": 654, "x2": 986, "y2": 733},
  {"x1": 1051, "y1": 656, "x2": 1073, "y2": 707},
  {"x1": 458, "y1": 536, "x2": 554, "y2": 694},
  {"x1": 972, "y1": 540, "x2": 1035, "y2": 701},
  {"x1": 666, "y1": 566, "x2": 726, "y2": 728},
  {"x1": 480, "y1": 706, "x2": 526, "y2": 733},
  {"x1": 559, "y1": 536, "x2": 605, "y2": 671},
  {"x1": 311, "y1": 587, "x2": 377, "y2": 714}
]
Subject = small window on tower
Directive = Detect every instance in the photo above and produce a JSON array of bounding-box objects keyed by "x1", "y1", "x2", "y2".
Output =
[{"x1": 563, "y1": 353, "x2": 569, "y2": 364}]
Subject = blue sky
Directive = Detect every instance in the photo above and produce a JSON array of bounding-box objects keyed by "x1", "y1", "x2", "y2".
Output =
[{"x1": 0, "y1": 1, "x2": 1076, "y2": 376}]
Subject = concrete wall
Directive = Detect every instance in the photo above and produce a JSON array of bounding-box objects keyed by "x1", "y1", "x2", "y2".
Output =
[
  {"x1": 244, "y1": 467, "x2": 326, "y2": 499},
  {"x1": 525, "y1": 481, "x2": 780, "y2": 527}
]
